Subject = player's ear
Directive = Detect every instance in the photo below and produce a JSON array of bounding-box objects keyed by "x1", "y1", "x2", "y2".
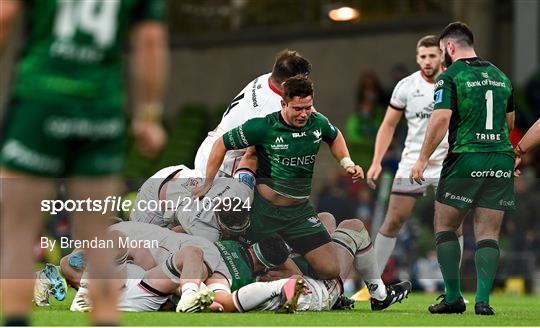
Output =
[{"x1": 281, "y1": 99, "x2": 286, "y2": 109}]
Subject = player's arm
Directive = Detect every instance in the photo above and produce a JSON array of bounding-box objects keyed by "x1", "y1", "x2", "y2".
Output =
[
  {"x1": 193, "y1": 119, "x2": 266, "y2": 197},
  {"x1": 328, "y1": 130, "x2": 364, "y2": 182},
  {"x1": 506, "y1": 89, "x2": 516, "y2": 131},
  {"x1": 130, "y1": 7, "x2": 169, "y2": 158},
  {"x1": 410, "y1": 109, "x2": 451, "y2": 184},
  {"x1": 0, "y1": 0, "x2": 21, "y2": 49},
  {"x1": 515, "y1": 118, "x2": 540, "y2": 174},
  {"x1": 235, "y1": 146, "x2": 258, "y2": 173},
  {"x1": 367, "y1": 107, "x2": 403, "y2": 188}
]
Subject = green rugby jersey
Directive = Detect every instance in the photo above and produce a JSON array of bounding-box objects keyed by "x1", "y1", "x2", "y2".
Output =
[
  {"x1": 222, "y1": 111, "x2": 339, "y2": 198},
  {"x1": 433, "y1": 57, "x2": 514, "y2": 154},
  {"x1": 12, "y1": 0, "x2": 164, "y2": 104},
  {"x1": 214, "y1": 240, "x2": 254, "y2": 291}
]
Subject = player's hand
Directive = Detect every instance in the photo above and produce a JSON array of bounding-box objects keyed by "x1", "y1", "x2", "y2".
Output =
[
  {"x1": 409, "y1": 160, "x2": 428, "y2": 185},
  {"x1": 345, "y1": 165, "x2": 364, "y2": 183},
  {"x1": 132, "y1": 120, "x2": 167, "y2": 158},
  {"x1": 366, "y1": 163, "x2": 382, "y2": 189},
  {"x1": 514, "y1": 155, "x2": 522, "y2": 177},
  {"x1": 191, "y1": 182, "x2": 212, "y2": 199}
]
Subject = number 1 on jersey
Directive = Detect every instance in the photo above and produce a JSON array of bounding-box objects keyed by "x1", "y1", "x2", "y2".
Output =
[{"x1": 485, "y1": 90, "x2": 493, "y2": 130}]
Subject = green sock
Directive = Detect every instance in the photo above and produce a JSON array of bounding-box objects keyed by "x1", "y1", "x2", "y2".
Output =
[
  {"x1": 475, "y1": 239, "x2": 500, "y2": 304},
  {"x1": 435, "y1": 231, "x2": 461, "y2": 303}
]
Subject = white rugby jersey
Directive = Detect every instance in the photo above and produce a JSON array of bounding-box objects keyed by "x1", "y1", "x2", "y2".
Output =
[
  {"x1": 109, "y1": 221, "x2": 180, "y2": 264},
  {"x1": 390, "y1": 70, "x2": 449, "y2": 163},
  {"x1": 130, "y1": 165, "x2": 203, "y2": 227},
  {"x1": 216, "y1": 72, "x2": 283, "y2": 135}
]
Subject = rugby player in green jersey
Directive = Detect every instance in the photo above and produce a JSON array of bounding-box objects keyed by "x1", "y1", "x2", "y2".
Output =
[
  {"x1": 410, "y1": 22, "x2": 515, "y2": 315},
  {"x1": 195, "y1": 75, "x2": 363, "y2": 280},
  {"x1": 193, "y1": 75, "x2": 414, "y2": 312},
  {"x1": 0, "y1": 0, "x2": 167, "y2": 325}
]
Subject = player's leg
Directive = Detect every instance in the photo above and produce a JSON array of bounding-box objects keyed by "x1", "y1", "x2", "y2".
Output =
[
  {"x1": 332, "y1": 218, "x2": 411, "y2": 310},
  {"x1": 375, "y1": 193, "x2": 418, "y2": 273},
  {"x1": 317, "y1": 212, "x2": 337, "y2": 233},
  {"x1": 472, "y1": 207, "x2": 504, "y2": 315},
  {"x1": 471, "y1": 152, "x2": 515, "y2": 315},
  {"x1": 68, "y1": 177, "x2": 122, "y2": 324},
  {"x1": 293, "y1": 212, "x2": 339, "y2": 279},
  {"x1": 145, "y1": 246, "x2": 212, "y2": 312},
  {"x1": 59, "y1": 250, "x2": 85, "y2": 289},
  {"x1": 429, "y1": 200, "x2": 467, "y2": 313},
  {"x1": 0, "y1": 169, "x2": 55, "y2": 325}
]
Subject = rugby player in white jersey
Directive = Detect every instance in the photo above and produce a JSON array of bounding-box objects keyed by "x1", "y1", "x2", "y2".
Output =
[
  {"x1": 130, "y1": 149, "x2": 256, "y2": 241},
  {"x1": 194, "y1": 49, "x2": 312, "y2": 176},
  {"x1": 365, "y1": 36, "x2": 463, "y2": 274}
]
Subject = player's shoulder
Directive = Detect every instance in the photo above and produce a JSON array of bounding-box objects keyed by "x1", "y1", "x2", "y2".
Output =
[
  {"x1": 310, "y1": 111, "x2": 330, "y2": 121},
  {"x1": 485, "y1": 62, "x2": 513, "y2": 85},
  {"x1": 396, "y1": 71, "x2": 425, "y2": 90}
]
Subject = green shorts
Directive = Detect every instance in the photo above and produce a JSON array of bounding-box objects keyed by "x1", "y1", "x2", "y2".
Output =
[
  {"x1": 436, "y1": 152, "x2": 515, "y2": 211},
  {"x1": 0, "y1": 96, "x2": 126, "y2": 177},
  {"x1": 244, "y1": 190, "x2": 332, "y2": 255}
]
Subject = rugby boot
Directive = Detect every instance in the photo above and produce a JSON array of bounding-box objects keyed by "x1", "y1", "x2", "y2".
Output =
[
  {"x1": 277, "y1": 277, "x2": 307, "y2": 314},
  {"x1": 475, "y1": 302, "x2": 495, "y2": 315},
  {"x1": 428, "y1": 294, "x2": 466, "y2": 314},
  {"x1": 370, "y1": 281, "x2": 412, "y2": 311},
  {"x1": 176, "y1": 287, "x2": 215, "y2": 313}
]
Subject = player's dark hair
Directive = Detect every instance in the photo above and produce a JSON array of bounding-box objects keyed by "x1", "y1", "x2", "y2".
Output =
[
  {"x1": 215, "y1": 204, "x2": 250, "y2": 236},
  {"x1": 283, "y1": 75, "x2": 314, "y2": 102},
  {"x1": 271, "y1": 49, "x2": 312, "y2": 84},
  {"x1": 256, "y1": 234, "x2": 289, "y2": 267},
  {"x1": 416, "y1": 35, "x2": 439, "y2": 49},
  {"x1": 439, "y1": 22, "x2": 474, "y2": 47}
]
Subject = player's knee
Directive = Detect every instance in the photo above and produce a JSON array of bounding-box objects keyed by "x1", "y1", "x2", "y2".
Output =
[
  {"x1": 338, "y1": 218, "x2": 365, "y2": 231},
  {"x1": 318, "y1": 212, "x2": 337, "y2": 233},
  {"x1": 332, "y1": 221, "x2": 372, "y2": 257}
]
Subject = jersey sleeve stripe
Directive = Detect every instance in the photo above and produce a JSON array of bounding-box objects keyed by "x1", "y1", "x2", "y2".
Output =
[{"x1": 389, "y1": 103, "x2": 405, "y2": 111}]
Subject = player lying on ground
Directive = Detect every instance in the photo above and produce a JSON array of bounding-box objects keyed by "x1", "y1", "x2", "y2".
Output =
[
  {"x1": 130, "y1": 148, "x2": 257, "y2": 241},
  {"x1": 49, "y1": 221, "x2": 289, "y2": 312}
]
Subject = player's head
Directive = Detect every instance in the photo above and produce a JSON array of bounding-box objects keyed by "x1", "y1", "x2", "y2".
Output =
[
  {"x1": 215, "y1": 204, "x2": 251, "y2": 238},
  {"x1": 281, "y1": 75, "x2": 314, "y2": 128},
  {"x1": 249, "y1": 234, "x2": 289, "y2": 273},
  {"x1": 271, "y1": 49, "x2": 312, "y2": 85},
  {"x1": 415, "y1": 35, "x2": 442, "y2": 79},
  {"x1": 438, "y1": 21, "x2": 474, "y2": 67}
]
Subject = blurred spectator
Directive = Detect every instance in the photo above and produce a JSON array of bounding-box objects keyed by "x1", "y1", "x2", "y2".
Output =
[
  {"x1": 388, "y1": 63, "x2": 409, "y2": 92},
  {"x1": 346, "y1": 71, "x2": 386, "y2": 167},
  {"x1": 355, "y1": 187, "x2": 374, "y2": 223},
  {"x1": 411, "y1": 250, "x2": 444, "y2": 292},
  {"x1": 524, "y1": 68, "x2": 540, "y2": 122},
  {"x1": 504, "y1": 167, "x2": 540, "y2": 264},
  {"x1": 316, "y1": 172, "x2": 356, "y2": 224}
]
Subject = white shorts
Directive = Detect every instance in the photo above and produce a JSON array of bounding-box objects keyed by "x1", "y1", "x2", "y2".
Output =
[
  {"x1": 194, "y1": 132, "x2": 245, "y2": 177},
  {"x1": 118, "y1": 264, "x2": 168, "y2": 312},
  {"x1": 391, "y1": 159, "x2": 442, "y2": 195}
]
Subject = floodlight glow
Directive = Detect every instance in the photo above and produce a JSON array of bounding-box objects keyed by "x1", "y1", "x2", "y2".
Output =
[{"x1": 328, "y1": 6, "x2": 360, "y2": 22}]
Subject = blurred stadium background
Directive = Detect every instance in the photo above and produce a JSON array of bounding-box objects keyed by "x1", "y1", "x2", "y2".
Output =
[{"x1": 1, "y1": 0, "x2": 539, "y2": 298}]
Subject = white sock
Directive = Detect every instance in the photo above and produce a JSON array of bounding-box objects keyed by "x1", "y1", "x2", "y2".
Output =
[
  {"x1": 181, "y1": 282, "x2": 199, "y2": 296},
  {"x1": 233, "y1": 279, "x2": 285, "y2": 312},
  {"x1": 374, "y1": 233, "x2": 396, "y2": 275},
  {"x1": 354, "y1": 247, "x2": 387, "y2": 301},
  {"x1": 458, "y1": 235, "x2": 464, "y2": 268}
]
